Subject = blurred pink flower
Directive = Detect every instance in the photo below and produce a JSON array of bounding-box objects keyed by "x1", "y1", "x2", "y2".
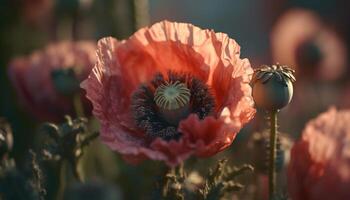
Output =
[
  {"x1": 9, "y1": 41, "x2": 96, "y2": 121},
  {"x1": 81, "y1": 21, "x2": 256, "y2": 166},
  {"x1": 271, "y1": 9, "x2": 347, "y2": 81},
  {"x1": 288, "y1": 107, "x2": 350, "y2": 200}
]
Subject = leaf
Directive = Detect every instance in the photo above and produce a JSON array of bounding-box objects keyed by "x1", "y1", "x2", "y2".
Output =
[
  {"x1": 208, "y1": 159, "x2": 227, "y2": 186},
  {"x1": 225, "y1": 164, "x2": 254, "y2": 180},
  {"x1": 205, "y1": 182, "x2": 225, "y2": 200},
  {"x1": 39, "y1": 123, "x2": 60, "y2": 141},
  {"x1": 223, "y1": 181, "x2": 244, "y2": 192}
]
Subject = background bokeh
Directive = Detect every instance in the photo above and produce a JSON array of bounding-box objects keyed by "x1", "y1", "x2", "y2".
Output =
[{"x1": 0, "y1": 0, "x2": 349, "y2": 199}]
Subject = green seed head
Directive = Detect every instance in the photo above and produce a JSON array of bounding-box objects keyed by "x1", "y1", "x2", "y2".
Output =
[
  {"x1": 154, "y1": 81, "x2": 191, "y2": 126},
  {"x1": 154, "y1": 81, "x2": 191, "y2": 110},
  {"x1": 252, "y1": 64, "x2": 296, "y2": 111}
]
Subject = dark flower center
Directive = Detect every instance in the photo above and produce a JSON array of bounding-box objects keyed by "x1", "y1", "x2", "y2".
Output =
[
  {"x1": 51, "y1": 67, "x2": 81, "y2": 96},
  {"x1": 131, "y1": 72, "x2": 215, "y2": 141},
  {"x1": 296, "y1": 39, "x2": 323, "y2": 74}
]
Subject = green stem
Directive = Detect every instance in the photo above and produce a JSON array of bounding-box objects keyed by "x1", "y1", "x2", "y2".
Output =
[
  {"x1": 269, "y1": 111, "x2": 278, "y2": 199},
  {"x1": 71, "y1": 160, "x2": 83, "y2": 183},
  {"x1": 177, "y1": 162, "x2": 184, "y2": 179},
  {"x1": 57, "y1": 161, "x2": 67, "y2": 200},
  {"x1": 132, "y1": 0, "x2": 150, "y2": 30},
  {"x1": 81, "y1": 132, "x2": 99, "y2": 148},
  {"x1": 73, "y1": 94, "x2": 84, "y2": 118},
  {"x1": 162, "y1": 167, "x2": 175, "y2": 197}
]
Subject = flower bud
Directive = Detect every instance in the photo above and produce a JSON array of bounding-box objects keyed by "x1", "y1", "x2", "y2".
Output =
[{"x1": 252, "y1": 64, "x2": 295, "y2": 111}]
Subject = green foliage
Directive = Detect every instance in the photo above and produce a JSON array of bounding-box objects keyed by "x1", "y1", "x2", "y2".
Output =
[
  {"x1": 162, "y1": 160, "x2": 254, "y2": 200},
  {"x1": 0, "y1": 143, "x2": 45, "y2": 200},
  {"x1": 39, "y1": 116, "x2": 99, "y2": 182}
]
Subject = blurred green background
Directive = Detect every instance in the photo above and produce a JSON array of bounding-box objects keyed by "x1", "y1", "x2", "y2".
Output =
[{"x1": 0, "y1": 0, "x2": 349, "y2": 199}]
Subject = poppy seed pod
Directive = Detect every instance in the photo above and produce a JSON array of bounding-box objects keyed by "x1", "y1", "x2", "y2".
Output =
[{"x1": 252, "y1": 64, "x2": 295, "y2": 111}]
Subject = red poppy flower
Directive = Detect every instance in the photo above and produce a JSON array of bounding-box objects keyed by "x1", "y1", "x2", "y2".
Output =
[
  {"x1": 9, "y1": 41, "x2": 96, "y2": 121},
  {"x1": 81, "y1": 21, "x2": 256, "y2": 166},
  {"x1": 288, "y1": 107, "x2": 350, "y2": 200},
  {"x1": 271, "y1": 9, "x2": 347, "y2": 81}
]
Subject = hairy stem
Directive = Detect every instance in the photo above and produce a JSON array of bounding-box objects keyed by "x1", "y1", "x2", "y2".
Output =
[
  {"x1": 57, "y1": 161, "x2": 66, "y2": 200},
  {"x1": 162, "y1": 167, "x2": 175, "y2": 197},
  {"x1": 269, "y1": 111, "x2": 278, "y2": 199}
]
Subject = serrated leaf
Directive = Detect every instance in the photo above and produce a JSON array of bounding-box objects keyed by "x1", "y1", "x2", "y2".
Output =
[
  {"x1": 39, "y1": 123, "x2": 60, "y2": 141},
  {"x1": 224, "y1": 181, "x2": 244, "y2": 192},
  {"x1": 225, "y1": 164, "x2": 254, "y2": 180},
  {"x1": 205, "y1": 182, "x2": 225, "y2": 200}
]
